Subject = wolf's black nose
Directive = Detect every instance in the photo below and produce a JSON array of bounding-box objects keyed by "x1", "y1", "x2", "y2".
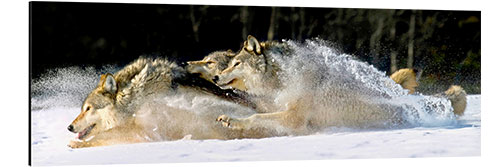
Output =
[
  {"x1": 67, "y1": 125, "x2": 74, "y2": 132},
  {"x1": 212, "y1": 76, "x2": 219, "y2": 83}
]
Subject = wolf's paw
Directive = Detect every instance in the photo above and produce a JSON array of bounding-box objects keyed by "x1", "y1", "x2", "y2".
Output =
[
  {"x1": 216, "y1": 115, "x2": 231, "y2": 127},
  {"x1": 216, "y1": 115, "x2": 245, "y2": 130},
  {"x1": 68, "y1": 140, "x2": 85, "y2": 149}
]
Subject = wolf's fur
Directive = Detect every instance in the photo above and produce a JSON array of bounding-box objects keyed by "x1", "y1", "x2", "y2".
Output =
[
  {"x1": 214, "y1": 35, "x2": 293, "y2": 113},
  {"x1": 390, "y1": 68, "x2": 419, "y2": 94},
  {"x1": 68, "y1": 58, "x2": 179, "y2": 146},
  {"x1": 390, "y1": 68, "x2": 467, "y2": 116},
  {"x1": 186, "y1": 50, "x2": 235, "y2": 83},
  {"x1": 216, "y1": 35, "x2": 290, "y2": 95},
  {"x1": 68, "y1": 57, "x2": 257, "y2": 148},
  {"x1": 435, "y1": 85, "x2": 467, "y2": 116},
  {"x1": 189, "y1": 45, "x2": 284, "y2": 113},
  {"x1": 212, "y1": 36, "x2": 410, "y2": 138},
  {"x1": 213, "y1": 36, "x2": 468, "y2": 138}
]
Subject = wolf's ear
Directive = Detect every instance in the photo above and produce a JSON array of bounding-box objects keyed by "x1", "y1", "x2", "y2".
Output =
[
  {"x1": 99, "y1": 73, "x2": 118, "y2": 95},
  {"x1": 226, "y1": 49, "x2": 237, "y2": 57},
  {"x1": 245, "y1": 35, "x2": 261, "y2": 55}
]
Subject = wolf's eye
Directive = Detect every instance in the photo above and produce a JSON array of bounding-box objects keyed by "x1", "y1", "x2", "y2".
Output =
[
  {"x1": 85, "y1": 106, "x2": 91, "y2": 112},
  {"x1": 234, "y1": 62, "x2": 241, "y2": 67}
]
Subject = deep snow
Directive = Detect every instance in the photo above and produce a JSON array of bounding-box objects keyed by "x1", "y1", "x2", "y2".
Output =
[
  {"x1": 31, "y1": 95, "x2": 480, "y2": 166},
  {"x1": 30, "y1": 39, "x2": 480, "y2": 166}
]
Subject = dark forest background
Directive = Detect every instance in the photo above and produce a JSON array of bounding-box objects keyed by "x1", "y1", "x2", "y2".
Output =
[{"x1": 30, "y1": 2, "x2": 480, "y2": 94}]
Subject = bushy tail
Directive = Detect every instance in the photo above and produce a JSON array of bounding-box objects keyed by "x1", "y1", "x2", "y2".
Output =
[{"x1": 435, "y1": 85, "x2": 467, "y2": 116}]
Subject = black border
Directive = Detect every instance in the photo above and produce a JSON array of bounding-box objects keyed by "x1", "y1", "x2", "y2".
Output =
[{"x1": 28, "y1": 2, "x2": 32, "y2": 166}]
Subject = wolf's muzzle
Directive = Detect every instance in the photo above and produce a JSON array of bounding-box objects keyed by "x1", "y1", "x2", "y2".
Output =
[
  {"x1": 67, "y1": 125, "x2": 75, "y2": 133},
  {"x1": 212, "y1": 75, "x2": 220, "y2": 83}
]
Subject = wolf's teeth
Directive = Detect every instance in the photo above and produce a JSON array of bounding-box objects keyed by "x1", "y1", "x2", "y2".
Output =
[
  {"x1": 84, "y1": 135, "x2": 95, "y2": 142},
  {"x1": 71, "y1": 138, "x2": 83, "y2": 142}
]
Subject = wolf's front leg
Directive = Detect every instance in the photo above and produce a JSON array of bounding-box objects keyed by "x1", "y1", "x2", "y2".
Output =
[
  {"x1": 68, "y1": 139, "x2": 95, "y2": 148},
  {"x1": 68, "y1": 136, "x2": 118, "y2": 148},
  {"x1": 68, "y1": 125, "x2": 148, "y2": 148},
  {"x1": 216, "y1": 109, "x2": 307, "y2": 138},
  {"x1": 216, "y1": 115, "x2": 247, "y2": 130},
  {"x1": 68, "y1": 134, "x2": 145, "y2": 148}
]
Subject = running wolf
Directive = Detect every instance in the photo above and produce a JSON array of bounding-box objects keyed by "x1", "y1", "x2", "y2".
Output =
[
  {"x1": 390, "y1": 68, "x2": 420, "y2": 94},
  {"x1": 435, "y1": 85, "x2": 467, "y2": 116},
  {"x1": 212, "y1": 35, "x2": 467, "y2": 138},
  {"x1": 187, "y1": 49, "x2": 279, "y2": 113},
  {"x1": 214, "y1": 35, "x2": 290, "y2": 95},
  {"x1": 213, "y1": 35, "x2": 405, "y2": 137},
  {"x1": 67, "y1": 57, "x2": 256, "y2": 148}
]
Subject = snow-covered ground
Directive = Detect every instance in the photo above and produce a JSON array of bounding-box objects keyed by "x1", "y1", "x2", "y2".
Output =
[{"x1": 31, "y1": 95, "x2": 480, "y2": 166}]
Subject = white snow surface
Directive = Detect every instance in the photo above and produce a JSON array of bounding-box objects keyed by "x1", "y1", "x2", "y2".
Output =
[{"x1": 31, "y1": 95, "x2": 480, "y2": 166}]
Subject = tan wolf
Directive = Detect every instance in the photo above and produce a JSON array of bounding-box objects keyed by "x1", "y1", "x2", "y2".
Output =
[
  {"x1": 434, "y1": 85, "x2": 467, "y2": 116},
  {"x1": 390, "y1": 68, "x2": 467, "y2": 116},
  {"x1": 213, "y1": 35, "x2": 466, "y2": 138},
  {"x1": 390, "y1": 68, "x2": 420, "y2": 94},
  {"x1": 67, "y1": 57, "x2": 257, "y2": 148}
]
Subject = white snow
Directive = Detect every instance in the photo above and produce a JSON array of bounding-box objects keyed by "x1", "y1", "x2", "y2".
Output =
[{"x1": 31, "y1": 95, "x2": 480, "y2": 166}]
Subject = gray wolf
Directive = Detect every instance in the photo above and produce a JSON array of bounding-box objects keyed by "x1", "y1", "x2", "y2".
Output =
[
  {"x1": 213, "y1": 35, "x2": 407, "y2": 137},
  {"x1": 67, "y1": 57, "x2": 257, "y2": 148},
  {"x1": 214, "y1": 35, "x2": 290, "y2": 95},
  {"x1": 187, "y1": 48, "x2": 280, "y2": 113},
  {"x1": 212, "y1": 35, "x2": 466, "y2": 138},
  {"x1": 186, "y1": 50, "x2": 236, "y2": 84}
]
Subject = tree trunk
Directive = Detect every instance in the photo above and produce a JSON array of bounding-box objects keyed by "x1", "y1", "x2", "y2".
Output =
[
  {"x1": 189, "y1": 6, "x2": 201, "y2": 43},
  {"x1": 290, "y1": 7, "x2": 296, "y2": 39},
  {"x1": 369, "y1": 17, "x2": 384, "y2": 66},
  {"x1": 240, "y1": 6, "x2": 249, "y2": 41},
  {"x1": 407, "y1": 10, "x2": 416, "y2": 68},
  {"x1": 306, "y1": 19, "x2": 317, "y2": 37},
  {"x1": 267, "y1": 7, "x2": 277, "y2": 41},
  {"x1": 390, "y1": 11, "x2": 398, "y2": 73},
  {"x1": 297, "y1": 8, "x2": 306, "y2": 41}
]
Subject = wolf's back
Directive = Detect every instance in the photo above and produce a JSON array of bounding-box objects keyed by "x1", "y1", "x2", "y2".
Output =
[
  {"x1": 115, "y1": 57, "x2": 182, "y2": 86},
  {"x1": 114, "y1": 57, "x2": 184, "y2": 107}
]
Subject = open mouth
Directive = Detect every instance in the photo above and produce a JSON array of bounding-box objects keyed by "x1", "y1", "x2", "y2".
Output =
[{"x1": 76, "y1": 124, "x2": 96, "y2": 140}]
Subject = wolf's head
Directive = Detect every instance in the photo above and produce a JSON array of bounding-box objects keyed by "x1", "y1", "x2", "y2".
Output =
[
  {"x1": 186, "y1": 50, "x2": 235, "y2": 83},
  {"x1": 215, "y1": 35, "x2": 269, "y2": 92},
  {"x1": 67, "y1": 73, "x2": 126, "y2": 141}
]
